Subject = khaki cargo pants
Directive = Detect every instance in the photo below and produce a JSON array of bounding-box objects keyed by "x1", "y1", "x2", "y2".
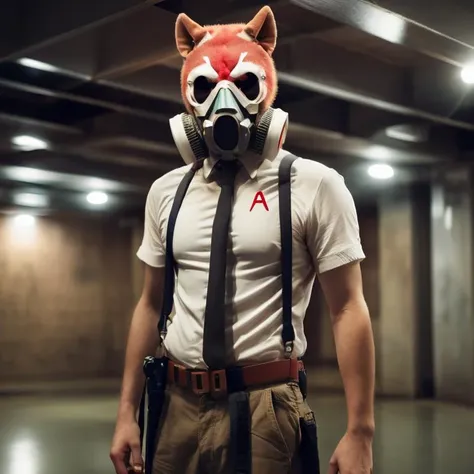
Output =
[{"x1": 152, "y1": 380, "x2": 315, "y2": 474}]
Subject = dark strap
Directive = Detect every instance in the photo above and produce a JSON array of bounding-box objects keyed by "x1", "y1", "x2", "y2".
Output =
[
  {"x1": 278, "y1": 153, "x2": 298, "y2": 355},
  {"x1": 141, "y1": 162, "x2": 202, "y2": 472},
  {"x1": 160, "y1": 154, "x2": 298, "y2": 353},
  {"x1": 229, "y1": 391, "x2": 252, "y2": 474},
  {"x1": 143, "y1": 357, "x2": 168, "y2": 474},
  {"x1": 138, "y1": 386, "x2": 145, "y2": 448},
  {"x1": 158, "y1": 160, "x2": 204, "y2": 335}
]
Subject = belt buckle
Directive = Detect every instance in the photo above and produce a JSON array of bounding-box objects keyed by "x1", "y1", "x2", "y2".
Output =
[
  {"x1": 190, "y1": 371, "x2": 209, "y2": 395},
  {"x1": 210, "y1": 369, "x2": 227, "y2": 395}
]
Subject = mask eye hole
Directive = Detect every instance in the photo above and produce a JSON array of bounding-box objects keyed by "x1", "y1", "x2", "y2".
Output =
[
  {"x1": 193, "y1": 76, "x2": 216, "y2": 104},
  {"x1": 234, "y1": 73, "x2": 260, "y2": 101}
]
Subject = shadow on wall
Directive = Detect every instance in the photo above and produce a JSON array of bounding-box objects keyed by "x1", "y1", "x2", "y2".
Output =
[{"x1": 0, "y1": 213, "x2": 135, "y2": 384}]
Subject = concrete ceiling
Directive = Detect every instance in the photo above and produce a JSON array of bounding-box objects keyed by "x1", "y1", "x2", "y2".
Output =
[{"x1": 0, "y1": 0, "x2": 474, "y2": 213}]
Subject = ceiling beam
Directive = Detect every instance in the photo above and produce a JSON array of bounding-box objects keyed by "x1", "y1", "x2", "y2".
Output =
[
  {"x1": 290, "y1": 0, "x2": 474, "y2": 67},
  {"x1": 375, "y1": 0, "x2": 474, "y2": 48},
  {"x1": 0, "y1": 151, "x2": 163, "y2": 189},
  {"x1": 0, "y1": 0, "x2": 159, "y2": 61},
  {"x1": 94, "y1": 8, "x2": 178, "y2": 81},
  {"x1": 0, "y1": 111, "x2": 82, "y2": 137},
  {"x1": 0, "y1": 68, "x2": 451, "y2": 165},
  {"x1": 155, "y1": 0, "x2": 285, "y2": 24},
  {"x1": 277, "y1": 39, "x2": 474, "y2": 132},
  {"x1": 0, "y1": 77, "x2": 175, "y2": 123},
  {"x1": 15, "y1": 0, "x2": 474, "y2": 134},
  {"x1": 91, "y1": 22, "x2": 474, "y2": 132},
  {"x1": 287, "y1": 122, "x2": 449, "y2": 164}
]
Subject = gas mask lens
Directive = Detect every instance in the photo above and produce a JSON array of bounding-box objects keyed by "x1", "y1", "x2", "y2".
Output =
[
  {"x1": 193, "y1": 76, "x2": 215, "y2": 104},
  {"x1": 192, "y1": 73, "x2": 261, "y2": 106},
  {"x1": 233, "y1": 73, "x2": 260, "y2": 101}
]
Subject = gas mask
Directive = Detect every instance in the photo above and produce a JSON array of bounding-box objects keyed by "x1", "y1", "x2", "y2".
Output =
[{"x1": 170, "y1": 71, "x2": 289, "y2": 165}]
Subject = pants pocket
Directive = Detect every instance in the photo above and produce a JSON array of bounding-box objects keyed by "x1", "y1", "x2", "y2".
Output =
[
  {"x1": 267, "y1": 389, "x2": 291, "y2": 457},
  {"x1": 266, "y1": 384, "x2": 300, "y2": 459}
]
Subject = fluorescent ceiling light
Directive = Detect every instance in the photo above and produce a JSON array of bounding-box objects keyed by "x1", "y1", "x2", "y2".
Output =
[
  {"x1": 17, "y1": 58, "x2": 58, "y2": 73},
  {"x1": 364, "y1": 8, "x2": 406, "y2": 44},
  {"x1": 444, "y1": 206, "x2": 453, "y2": 231},
  {"x1": 366, "y1": 145, "x2": 391, "y2": 160},
  {"x1": 84, "y1": 177, "x2": 111, "y2": 190},
  {"x1": 12, "y1": 135, "x2": 49, "y2": 151},
  {"x1": 461, "y1": 65, "x2": 474, "y2": 84},
  {"x1": 13, "y1": 192, "x2": 50, "y2": 208},
  {"x1": 3, "y1": 166, "x2": 53, "y2": 184},
  {"x1": 368, "y1": 164, "x2": 394, "y2": 180},
  {"x1": 13, "y1": 214, "x2": 36, "y2": 227},
  {"x1": 385, "y1": 125, "x2": 427, "y2": 143},
  {"x1": 87, "y1": 191, "x2": 108, "y2": 205}
]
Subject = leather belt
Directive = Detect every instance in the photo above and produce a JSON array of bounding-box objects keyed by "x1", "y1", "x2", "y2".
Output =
[{"x1": 167, "y1": 358, "x2": 304, "y2": 396}]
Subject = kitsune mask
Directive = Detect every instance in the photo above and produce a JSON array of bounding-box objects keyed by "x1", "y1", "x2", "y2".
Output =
[{"x1": 169, "y1": 6, "x2": 289, "y2": 164}]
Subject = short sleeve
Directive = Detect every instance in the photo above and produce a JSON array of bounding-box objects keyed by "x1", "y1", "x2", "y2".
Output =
[
  {"x1": 307, "y1": 169, "x2": 365, "y2": 274},
  {"x1": 136, "y1": 184, "x2": 166, "y2": 268}
]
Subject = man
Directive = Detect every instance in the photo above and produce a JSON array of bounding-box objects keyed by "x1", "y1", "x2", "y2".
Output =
[{"x1": 110, "y1": 5, "x2": 375, "y2": 474}]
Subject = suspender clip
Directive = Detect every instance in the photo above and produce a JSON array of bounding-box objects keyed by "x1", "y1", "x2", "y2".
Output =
[{"x1": 284, "y1": 341, "x2": 294, "y2": 358}]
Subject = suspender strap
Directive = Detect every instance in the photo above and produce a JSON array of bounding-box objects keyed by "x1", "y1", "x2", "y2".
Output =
[
  {"x1": 229, "y1": 391, "x2": 252, "y2": 474},
  {"x1": 158, "y1": 160, "x2": 203, "y2": 335},
  {"x1": 278, "y1": 153, "x2": 299, "y2": 355},
  {"x1": 141, "y1": 161, "x2": 202, "y2": 473}
]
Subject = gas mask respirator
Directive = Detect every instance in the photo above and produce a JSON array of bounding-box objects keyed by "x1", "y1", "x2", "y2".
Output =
[{"x1": 170, "y1": 71, "x2": 288, "y2": 165}]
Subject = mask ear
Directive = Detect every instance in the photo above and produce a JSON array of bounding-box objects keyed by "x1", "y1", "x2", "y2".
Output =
[
  {"x1": 244, "y1": 6, "x2": 277, "y2": 56},
  {"x1": 175, "y1": 13, "x2": 207, "y2": 58}
]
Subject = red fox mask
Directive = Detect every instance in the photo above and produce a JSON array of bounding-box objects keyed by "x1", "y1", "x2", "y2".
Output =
[{"x1": 175, "y1": 6, "x2": 278, "y2": 116}]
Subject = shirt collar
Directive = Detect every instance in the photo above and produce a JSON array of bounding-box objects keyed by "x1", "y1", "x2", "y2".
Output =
[{"x1": 202, "y1": 148, "x2": 280, "y2": 181}]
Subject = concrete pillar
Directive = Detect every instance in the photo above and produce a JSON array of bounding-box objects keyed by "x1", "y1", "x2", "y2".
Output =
[
  {"x1": 378, "y1": 185, "x2": 432, "y2": 397},
  {"x1": 431, "y1": 167, "x2": 474, "y2": 403},
  {"x1": 131, "y1": 219, "x2": 144, "y2": 305}
]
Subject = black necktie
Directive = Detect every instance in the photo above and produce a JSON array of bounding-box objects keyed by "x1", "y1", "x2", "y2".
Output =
[{"x1": 203, "y1": 160, "x2": 240, "y2": 369}]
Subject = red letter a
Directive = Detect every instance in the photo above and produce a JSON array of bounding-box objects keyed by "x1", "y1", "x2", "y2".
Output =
[{"x1": 250, "y1": 191, "x2": 269, "y2": 212}]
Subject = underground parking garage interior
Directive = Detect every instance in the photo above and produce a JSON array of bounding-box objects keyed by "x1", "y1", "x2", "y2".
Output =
[{"x1": 2, "y1": 0, "x2": 474, "y2": 473}]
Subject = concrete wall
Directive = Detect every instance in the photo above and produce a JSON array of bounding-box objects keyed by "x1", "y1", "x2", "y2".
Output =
[
  {"x1": 431, "y1": 170, "x2": 474, "y2": 403},
  {"x1": 306, "y1": 205, "x2": 380, "y2": 367},
  {"x1": 10, "y1": 187, "x2": 474, "y2": 404},
  {"x1": 378, "y1": 190, "x2": 417, "y2": 396},
  {"x1": 0, "y1": 213, "x2": 134, "y2": 383},
  {"x1": 377, "y1": 185, "x2": 433, "y2": 398}
]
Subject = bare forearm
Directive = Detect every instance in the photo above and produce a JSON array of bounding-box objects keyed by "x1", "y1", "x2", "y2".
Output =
[
  {"x1": 118, "y1": 298, "x2": 160, "y2": 421},
  {"x1": 332, "y1": 300, "x2": 375, "y2": 436}
]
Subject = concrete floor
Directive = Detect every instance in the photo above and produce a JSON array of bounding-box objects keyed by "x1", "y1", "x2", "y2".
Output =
[{"x1": 0, "y1": 391, "x2": 473, "y2": 474}]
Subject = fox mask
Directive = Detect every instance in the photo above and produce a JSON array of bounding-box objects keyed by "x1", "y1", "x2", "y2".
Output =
[{"x1": 175, "y1": 6, "x2": 278, "y2": 116}]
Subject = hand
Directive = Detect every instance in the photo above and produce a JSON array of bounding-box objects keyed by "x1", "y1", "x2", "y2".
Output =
[
  {"x1": 328, "y1": 431, "x2": 373, "y2": 474},
  {"x1": 110, "y1": 418, "x2": 144, "y2": 474}
]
